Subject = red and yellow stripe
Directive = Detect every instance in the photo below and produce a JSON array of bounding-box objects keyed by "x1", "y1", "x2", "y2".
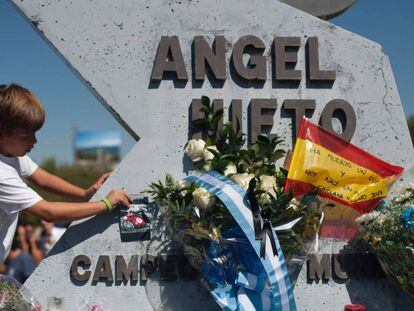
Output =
[{"x1": 285, "y1": 118, "x2": 403, "y2": 215}]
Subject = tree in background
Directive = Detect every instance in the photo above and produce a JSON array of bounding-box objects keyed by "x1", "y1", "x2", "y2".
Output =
[
  {"x1": 408, "y1": 116, "x2": 414, "y2": 146},
  {"x1": 21, "y1": 157, "x2": 107, "y2": 225}
]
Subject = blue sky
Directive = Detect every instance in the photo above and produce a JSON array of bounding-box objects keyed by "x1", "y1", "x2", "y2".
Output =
[{"x1": 0, "y1": 1, "x2": 413, "y2": 164}]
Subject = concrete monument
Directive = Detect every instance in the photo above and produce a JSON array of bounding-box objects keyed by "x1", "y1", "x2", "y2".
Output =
[
  {"x1": 279, "y1": 0, "x2": 358, "y2": 20},
  {"x1": 9, "y1": 0, "x2": 414, "y2": 310}
]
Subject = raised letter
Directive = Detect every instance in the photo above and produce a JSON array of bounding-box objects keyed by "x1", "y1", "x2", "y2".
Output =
[
  {"x1": 115, "y1": 255, "x2": 139, "y2": 283},
  {"x1": 307, "y1": 37, "x2": 336, "y2": 82},
  {"x1": 190, "y1": 98, "x2": 223, "y2": 139},
  {"x1": 320, "y1": 99, "x2": 356, "y2": 141},
  {"x1": 333, "y1": 254, "x2": 348, "y2": 280},
  {"x1": 158, "y1": 254, "x2": 177, "y2": 281},
  {"x1": 230, "y1": 99, "x2": 242, "y2": 134},
  {"x1": 194, "y1": 36, "x2": 226, "y2": 81},
  {"x1": 70, "y1": 255, "x2": 91, "y2": 283},
  {"x1": 232, "y1": 35, "x2": 266, "y2": 81},
  {"x1": 249, "y1": 99, "x2": 277, "y2": 144},
  {"x1": 283, "y1": 99, "x2": 316, "y2": 143},
  {"x1": 274, "y1": 37, "x2": 301, "y2": 82},
  {"x1": 151, "y1": 36, "x2": 188, "y2": 81},
  {"x1": 140, "y1": 255, "x2": 156, "y2": 284},
  {"x1": 307, "y1": 254, "x2": 331, "y2": 281},
  {"x1": 92, "y1": 255, "x2": 113, "y2": 282}
]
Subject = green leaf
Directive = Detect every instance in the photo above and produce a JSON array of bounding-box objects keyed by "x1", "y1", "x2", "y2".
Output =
[
  {"x1": 221, "y1": 154, "x2": 238, "y2": 162},
  {"x1": 251, "y1": 143, "x2": 260, "y2": 155},
  {"x1": 208, "y1": 147, "x2": 220, "y2": 158},
  {"x1": 271, "y1": 149, "x2": 286, "y2": 161},
  {"x1": 199, "y1": 107, "x2": 209, "y2": 114},
  {"x1": 213, "y1": 109, "x2": 224, "y2": 119},
  {"x1": 257, "y1": 134, "x2": 270, "y2": 145},
  {"x1": 280, "y1": 167, "x2": 288, "y2": 174},
  {"x1": 201, "y1": 96, "x2": 210, "y2": 107}
]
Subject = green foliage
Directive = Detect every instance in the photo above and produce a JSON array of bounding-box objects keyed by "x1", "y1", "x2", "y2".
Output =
[
  {"x1": 147, "y1": 175, "x2": 236, "y2": 246},
  {"x1": 407, "y1": 116, "x2": 414, "y2": 146},
  {"x1": 147, "y1": 96, "x2": 324, "y2": 270},
  {"x1": 21, "y1": 158, "x2": 106, "y2": 225},
  {"x1": 239, "y1": 134, "x2": 286, "y2": 176},
  {"x1": 147, "y1": 174, "x2": 196, "y2": 209},
  {"x1": 358, "y1": 185, "x2": 414, "y2": 296},
  {"x1": 29, "y1": 159, "x2": 106, "y2": 203},
  {"x1": 193, "y1": 96, "x2": 285, "y2": 176},
  {"x1": 193, "y1": 96, "x2": 245, "y2": 151},
  {"x1": 0, "y1": 281, "x2": 32, "y2": 311}
]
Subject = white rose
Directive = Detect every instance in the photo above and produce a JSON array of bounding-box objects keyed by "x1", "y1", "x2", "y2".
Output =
[
  {"x1": 231, "y1": 173, "x2": 255, "y2": 191},
  {"x1": 185, "y1": 139, "x2": 206, "y2": 162},
  {"x1": 287, "y1": 198, "x2": 301, "y2": 212},
  {"x1": 192, "y1": 187, "x2": 215, "y2": 210},
  {"x1": 175, "y1": 180, "x2": 190, "y2": 197},
  {"x1": 203, "y1": 145, "x2": 219, "y2": 162},
  {"x1": 224, "y1": 163, "x2": 237, "y2": 176},
  {"x1": 260, "y1": 175, "x2": 277, "y2": 198}
]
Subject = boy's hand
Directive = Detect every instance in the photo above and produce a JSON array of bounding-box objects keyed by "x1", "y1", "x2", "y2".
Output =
[
  {"x1": 105, "y1": 190, "x2": 132, "y2": 209},
  {"x1": 85, "y1": 172, "x2": 111, "y2": 200}
]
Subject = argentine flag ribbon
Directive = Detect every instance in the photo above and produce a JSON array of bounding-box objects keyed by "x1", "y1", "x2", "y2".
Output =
[{"x1": 184, "y1": 171, "x2": 296, "y2": 311}]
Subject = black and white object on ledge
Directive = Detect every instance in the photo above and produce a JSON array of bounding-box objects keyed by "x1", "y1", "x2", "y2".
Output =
[{"x1": 118, "y1": 196, "x2": 151, "y2": 242}]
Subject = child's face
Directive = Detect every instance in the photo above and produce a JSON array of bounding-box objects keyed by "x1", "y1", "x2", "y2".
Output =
[{"x1": 0, "y1": 128, "x2": 37, "y2": 157}]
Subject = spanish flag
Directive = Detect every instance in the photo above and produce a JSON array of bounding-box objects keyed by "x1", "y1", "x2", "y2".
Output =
[{"x1": 285, "y1": 118, "x2": 403, "y2": 238}]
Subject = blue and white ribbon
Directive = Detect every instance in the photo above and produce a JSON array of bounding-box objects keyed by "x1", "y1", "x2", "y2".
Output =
[{"x1": 184, "y1": 171, "x2": 296, "y2": 311}]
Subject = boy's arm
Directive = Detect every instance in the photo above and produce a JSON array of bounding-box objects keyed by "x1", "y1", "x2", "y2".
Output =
[
  {"x1": 25, "y1": 189, "x2": 131, "y2": 222},
  {"x1": 27, "y1": 167, "x2": 110, "y2": 201}
]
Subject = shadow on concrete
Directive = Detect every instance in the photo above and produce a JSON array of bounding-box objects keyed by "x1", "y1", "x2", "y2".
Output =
[
  {"x1": 346, "y1": 278, "x2": 414, "y2": 311},
  {"x1": 147, "y1": 72, "x2": 188, "y2": 89},
  {"x1": 341, "y1": 239, "x2": 414, "y2": 310},
  {"x1": 47, "y1": 212, "x2": 117, "y2": 257},
  {"x1": 139, "y1": 204, "x2": 219, "y2": 310}
]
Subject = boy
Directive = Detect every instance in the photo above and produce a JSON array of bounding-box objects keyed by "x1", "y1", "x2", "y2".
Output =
[{"x1": 0, "y1": 83, "x2": 132, "y2": 263}]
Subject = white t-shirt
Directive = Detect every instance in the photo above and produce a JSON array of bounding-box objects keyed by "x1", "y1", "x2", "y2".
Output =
[{"x1": 0, "y1": 154, "x2": 42, "y2": 263}]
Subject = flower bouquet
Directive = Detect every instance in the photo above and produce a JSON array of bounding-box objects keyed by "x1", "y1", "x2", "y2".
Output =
[
  {"x1": 147, "y1": 97, "x2": 324, "y2": 309},
  {"x1": 0, "y1": 275, "x2": 42, "y2": 311},
  {"x1": 356, "y1": 183, "x2": 414, "y2": 296}
]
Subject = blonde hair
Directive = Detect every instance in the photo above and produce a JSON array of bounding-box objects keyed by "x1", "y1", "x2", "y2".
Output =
[{"x1": 0, "y1": 83, "x2": 45, "y2": 134}]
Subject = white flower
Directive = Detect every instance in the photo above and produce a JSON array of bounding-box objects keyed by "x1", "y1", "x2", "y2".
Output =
[
  {"x1": 185, "y1": 139, "x2": 206, "y2": 162},
  {"x1": 287, "y1": 198, "x2": 301, "y2": 212},
  {"x1": 231, "y1": 173, "x2": 255, "y2": 191},
  {"x1": 202, "y1": 145, "x2": 218, "y2": 162},
  {"x1": 355, "y1": 211, "x2": 380, "y2": 224},
  {"x1": 375, "y1": 214, "x2": 388, "y2": 226},
  {"x1": 175, "y1": 180, "x2": 190, "y2": 197},
  {"x1": 192, "y1": 187, "x2": 215, "y2": 210},
  {"x1": 392, "y1": 183, "x2": 414, "y2": 202},
  {"x1": 259, "y1": 175, "x2": 277, "y2": 198},
  {"x1": 224, "y1": 163, "x2": 237, "y2": 176}
]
